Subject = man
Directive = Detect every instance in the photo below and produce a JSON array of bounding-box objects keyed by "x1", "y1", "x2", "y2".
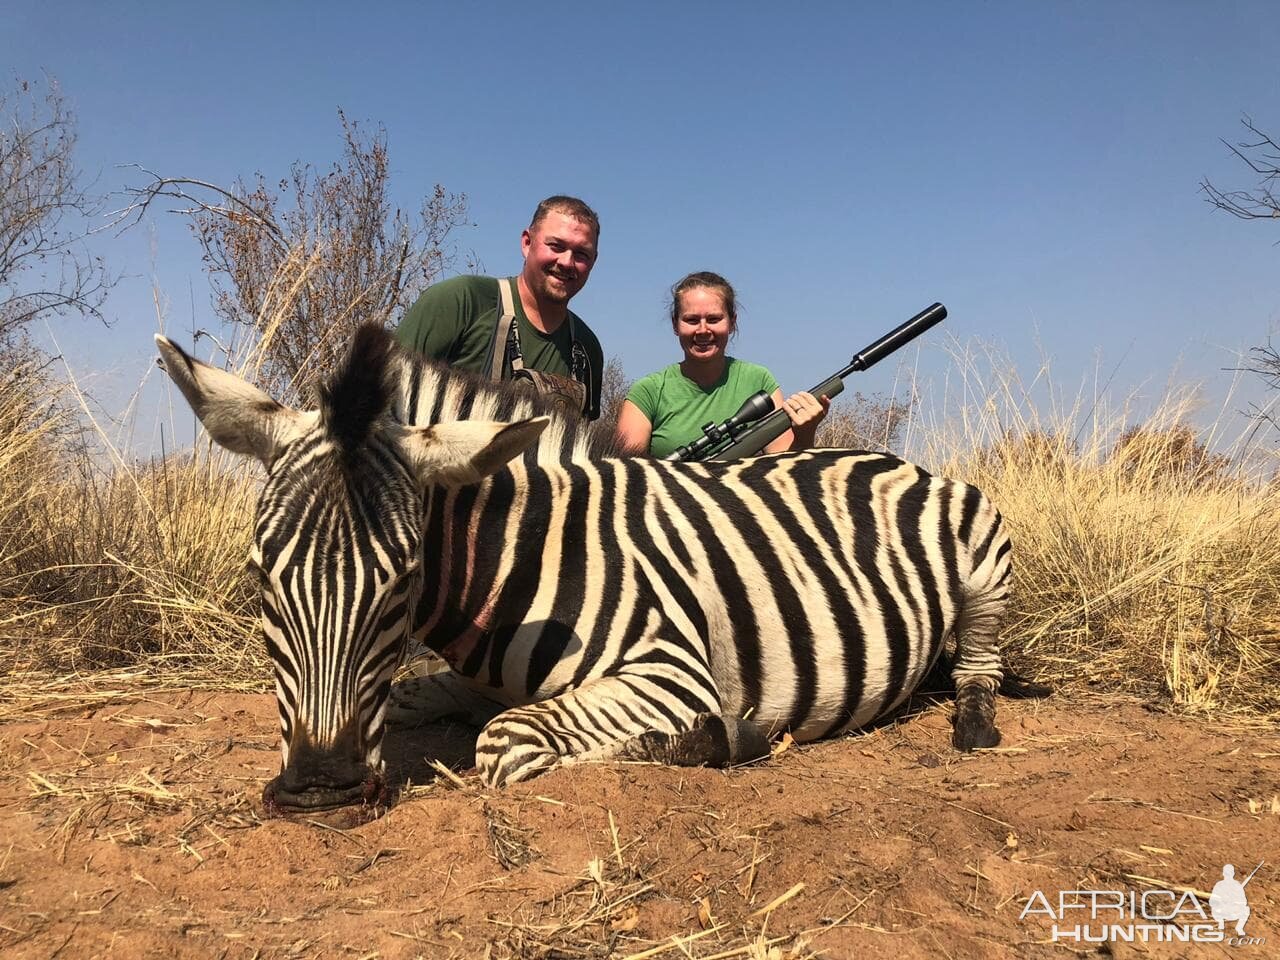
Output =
[{"x1": 396, "y1": 195, "x2": 604, "y2": 420}]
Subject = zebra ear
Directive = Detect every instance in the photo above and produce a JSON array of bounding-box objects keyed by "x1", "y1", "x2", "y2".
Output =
[
  {"x1": 154, "y1": 335, "x2": 311, "y2": 467},
  {"x1": 401, "y1": 417, "x2": 550, "y2": 486}
]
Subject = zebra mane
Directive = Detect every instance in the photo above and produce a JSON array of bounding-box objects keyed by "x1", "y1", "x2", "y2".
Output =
[
  {"x1": 317, "y1": 324, "x2": 397, "y2": 460},
  {"x1": 384, "y1": 335, "x2": 621, "y2": 464}
]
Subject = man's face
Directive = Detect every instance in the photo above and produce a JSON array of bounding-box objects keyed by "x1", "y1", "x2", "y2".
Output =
[{"x1": 521, "y1": 212, "x2": 597, "y2": 306}]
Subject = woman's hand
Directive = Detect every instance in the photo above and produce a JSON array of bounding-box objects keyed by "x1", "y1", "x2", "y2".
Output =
[
  {"x1": 781, "y1": 391, "x2": 830, "y2": 449},
  {"x1": 764, "y1": 390, "x2": 831, "y2": 453}
]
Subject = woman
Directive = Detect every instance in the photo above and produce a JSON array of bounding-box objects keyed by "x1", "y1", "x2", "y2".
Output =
[{"x1": 616, "y1": 271, "x2": 829, "y2": 458}]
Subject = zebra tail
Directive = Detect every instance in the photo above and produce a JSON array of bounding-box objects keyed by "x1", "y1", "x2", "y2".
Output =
[
  {"x1": 928, "y1": 648, "x2": 1052, "y2": 699},
  {"x1": 998, "y1": 671, "x2": 1052, "y2": 699}
]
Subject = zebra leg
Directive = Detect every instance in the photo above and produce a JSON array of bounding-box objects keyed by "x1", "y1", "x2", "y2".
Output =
[
  {"x1": 618, "y1": 713, "x2": 771, "y2": 768},
  {"x1": 950, "y1": 581, "x2": 1009, "y2": 752},
  {"x1": 474, "y1": 673, "x2": 720, "y2": 787},
  {"x1": 388, "y1": 659, "x2": 508, "y2": 727}
]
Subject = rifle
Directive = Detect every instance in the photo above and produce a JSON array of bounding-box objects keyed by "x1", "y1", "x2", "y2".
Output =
[{"x1": 664, "y1": 302, "x2": 947, "y2": 462}]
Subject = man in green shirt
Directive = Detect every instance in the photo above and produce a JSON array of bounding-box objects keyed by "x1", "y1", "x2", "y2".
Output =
[{"x1": 395, "y1": 196, "x2": 605, "y2": 420}]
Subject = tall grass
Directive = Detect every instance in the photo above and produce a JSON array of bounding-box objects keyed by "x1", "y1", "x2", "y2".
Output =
[
  {"x1": 906, "y1": 345, "x2": 1280, "y2": 717},
  {"x1": 0, "y1": 353, "x2": 262, "y2": 681},
  {"x1": 0, "y1": 253, "x2": 325, "y2": 681}
]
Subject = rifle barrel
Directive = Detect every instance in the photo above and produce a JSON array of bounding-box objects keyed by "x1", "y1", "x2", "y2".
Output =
[{"x1": 849, "y1": 302, "x2": 947, "y2": 373}]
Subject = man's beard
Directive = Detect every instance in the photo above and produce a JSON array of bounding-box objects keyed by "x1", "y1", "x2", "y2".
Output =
[{"x1": 539, "y1": 270, "x2": 575, "y2": 304}]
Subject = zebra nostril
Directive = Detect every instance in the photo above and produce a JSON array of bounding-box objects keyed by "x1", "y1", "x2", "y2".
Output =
[
  {"x1": 271, "y1": 716, "x2": 378, "y2": 798},
  {"x1": 261, "y1": 776, "x2": 390, "y2": 827}
]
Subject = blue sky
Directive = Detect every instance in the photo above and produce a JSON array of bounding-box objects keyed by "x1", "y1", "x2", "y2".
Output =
[{"x1": 5, "y1": 2, "x2": 1280, "y2": 448}]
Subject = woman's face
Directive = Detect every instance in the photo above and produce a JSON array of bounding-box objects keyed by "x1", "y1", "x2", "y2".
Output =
[{"x1": 675, "y1": 287, "x2": 735, "y2": 364}]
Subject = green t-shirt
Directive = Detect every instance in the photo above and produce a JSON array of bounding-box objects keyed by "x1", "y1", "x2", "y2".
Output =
[
  {"x1": 626, "y1": 359, "x2": 780, "y2": 458},
  {"x1": 394, "y1": 275, "x2": 605, "y2": 419}
]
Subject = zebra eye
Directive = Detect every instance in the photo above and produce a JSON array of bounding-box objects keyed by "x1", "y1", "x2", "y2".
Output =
[{"x1": 246, "y1": 557, "x2": 270, "y2": 585}]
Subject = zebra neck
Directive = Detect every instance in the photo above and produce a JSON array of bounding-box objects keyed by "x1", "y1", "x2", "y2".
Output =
[{"x1": 413, "y1": 463, "x2": 567, "y2": 656}]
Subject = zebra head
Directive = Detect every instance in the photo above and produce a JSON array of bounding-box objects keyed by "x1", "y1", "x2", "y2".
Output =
[{"x1": 155, "y1": 327, "x2": 547, "y2": 817}]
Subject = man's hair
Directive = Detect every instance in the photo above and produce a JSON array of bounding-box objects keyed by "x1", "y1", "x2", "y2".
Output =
[
  {"x1": 529, "y1": 196, "x2": 600, "y2": 241},
  {"x1": 669, "y1": 271, "x2": 739, "y2": 334}
]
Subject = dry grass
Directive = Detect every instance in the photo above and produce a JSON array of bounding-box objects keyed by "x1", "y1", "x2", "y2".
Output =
[
  {"x1": 907, "y1": 342, "x2": 1280, "y2": 717},
  {"x1": 0, "y1": 354, "x2": 262, "y2": 690},
  {"x1": 815, "y1": 390, "x2": 913, "y2": 453},
  {"x1": 0, "y1": 418, "x2": 261, "y2": 679},
  {"x1": 0, "y1": 257, "x2": 327, "y2": 687}
]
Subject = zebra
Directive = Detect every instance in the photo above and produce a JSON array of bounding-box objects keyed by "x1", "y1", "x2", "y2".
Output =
[{"x1": 155, "y1": 324, "x2": 1044, "y2": 815}]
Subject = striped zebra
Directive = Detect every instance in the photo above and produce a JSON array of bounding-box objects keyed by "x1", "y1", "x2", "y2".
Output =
[{"x1": 155, "y1": 325, "x2": 1042, "y2": 815}]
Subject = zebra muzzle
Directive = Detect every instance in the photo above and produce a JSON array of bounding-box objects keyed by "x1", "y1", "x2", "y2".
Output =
[
  {"x1": 261, "y1": 774, "x2": 389, "y2": 823},
  {"x1": 260, "y1": 720, "x2": 391, "y2": 823}
]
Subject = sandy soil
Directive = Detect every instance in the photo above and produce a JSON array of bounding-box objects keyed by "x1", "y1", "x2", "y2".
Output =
[{"x1": 1, "y1": 688, "x2": 1277, "y2": 959}]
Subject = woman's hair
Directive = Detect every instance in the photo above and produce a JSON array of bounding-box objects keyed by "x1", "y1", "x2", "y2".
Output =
[{"x1": 669, "y1": 271, "x2": 739, "y2": 333}]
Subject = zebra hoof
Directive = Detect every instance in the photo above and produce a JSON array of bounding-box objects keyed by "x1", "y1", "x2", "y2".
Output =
[
  {"x1": 618, "y1": 715, "x2": 770, "y2": 768},
  {"x1": 724, "y1": 717, "x2": 771, "y2": 766},
  {"x1": 952, "y1": 718, "x2": 1001, "y2": 751}
]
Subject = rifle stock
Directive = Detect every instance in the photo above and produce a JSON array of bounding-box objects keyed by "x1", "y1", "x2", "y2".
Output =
[{"x1": 666, "y1": 303, "x2": 946, "y2": 462}]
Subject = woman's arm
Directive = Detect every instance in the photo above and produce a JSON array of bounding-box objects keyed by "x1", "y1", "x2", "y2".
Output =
[{"x1": 615, "y1": 399, "x2": 654, "y2": 454}]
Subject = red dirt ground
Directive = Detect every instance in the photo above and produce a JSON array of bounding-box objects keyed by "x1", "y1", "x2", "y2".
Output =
[{"x1": 1, "y1": 689, "x2": 1277, "y2": 959}]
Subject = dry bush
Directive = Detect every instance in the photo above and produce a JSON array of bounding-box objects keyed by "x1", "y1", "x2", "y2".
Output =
[
  {"x1": 1109, "y1": 423, "x2": 1231, "y2": 484},
  {"x1": 119, "y1": 111, "x2": 467, "y2": 404},
  {"x1": 596, "y1": 356, "x2": 631, "y2": 438},
  {"x1": 814, "y1": 390, "x2": 912, "y2": 452},
  {"x1": 909, "y1": 346, "x2": 1280, "y2": 717},
  {"x1": 1, "y1": 76, "x2": 112, "y2": 339}
]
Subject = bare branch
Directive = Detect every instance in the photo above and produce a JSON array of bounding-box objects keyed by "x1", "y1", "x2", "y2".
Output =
[
  {"x1": 1204, "y1": 117, "x2": 1280, "y2": 439},
  {"x1": 107, "y1": 167, "x2": 289, "y2": 254},
  {"x1": 1233, "y1": 338, "x2": 1280, "y2": 391},
  {"x1": 0, "y1": 75, "x2": 112, "y2": 341},
  {"x1": 1202, "y1": 115, "x2": 1280, "y2": 223}
]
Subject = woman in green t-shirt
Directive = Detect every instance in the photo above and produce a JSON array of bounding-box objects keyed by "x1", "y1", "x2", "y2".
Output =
[{"x1": 616, "y1": 271, "x2": 829, "y2": 458}]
